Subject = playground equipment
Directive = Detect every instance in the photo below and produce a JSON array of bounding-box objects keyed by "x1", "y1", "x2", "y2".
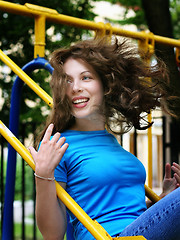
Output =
[{"x1": 1, "y1": 1, "x2": 180, "y2": 239}]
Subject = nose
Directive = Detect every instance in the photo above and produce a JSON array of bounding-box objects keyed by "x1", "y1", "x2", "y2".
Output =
[{"x1": 72, "y1": 79, "x2": 83, "y2": 93}]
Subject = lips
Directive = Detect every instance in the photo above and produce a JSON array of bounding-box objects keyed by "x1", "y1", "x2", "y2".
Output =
[{"x1": 72, "y1": 97, "x2": 89, "y2": 108}]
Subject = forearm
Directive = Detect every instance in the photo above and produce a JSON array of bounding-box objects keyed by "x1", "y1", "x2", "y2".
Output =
[
  {"x1": 29, "y1": 124, "x2": 69, "y2": 239},
  {"x1": 35, "y1": 179, "x2": 66, "y2": 240}
]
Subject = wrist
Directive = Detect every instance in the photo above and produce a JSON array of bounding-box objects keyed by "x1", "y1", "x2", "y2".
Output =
[
  {"x1": 34, "y1": 173, "x2": 55, "y2": 181},
  {"x1": 35, "y1": 166, "x2": 54, "y2": 179}
]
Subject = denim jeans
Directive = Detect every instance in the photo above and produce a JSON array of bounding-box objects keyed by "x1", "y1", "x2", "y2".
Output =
[{"x1": 117, "y1": 187, "x2": 180, "y2": 240}]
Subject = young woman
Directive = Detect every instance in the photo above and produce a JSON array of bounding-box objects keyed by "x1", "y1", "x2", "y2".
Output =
[{"x1": 29, "y1": 37, "x2": 180, "y2": 240}]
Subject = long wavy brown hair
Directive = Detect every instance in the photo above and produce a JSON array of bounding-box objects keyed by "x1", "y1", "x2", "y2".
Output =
[{"x1": 36, "y1": 36, "x2": 171, "y2": 146}]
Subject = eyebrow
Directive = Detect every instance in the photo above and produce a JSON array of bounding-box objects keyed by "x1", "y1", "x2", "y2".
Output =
[
  {"x1": 65, "y1": 70, "x2": 92, "y2": 78},
  {"x1": 80, "y1": 71, "x2": 91, "y2": 75}
]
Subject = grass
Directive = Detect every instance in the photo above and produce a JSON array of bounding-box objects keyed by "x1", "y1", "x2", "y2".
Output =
[
  {"x1": 0, "y1": 222, "x2": 67, "y2": 240},
  {"x1": 14, "y1": 223, "x2": 43, "y2": 239},
  {"x1": 0, "y1": 222, "x2": 43, "y2": 240}
]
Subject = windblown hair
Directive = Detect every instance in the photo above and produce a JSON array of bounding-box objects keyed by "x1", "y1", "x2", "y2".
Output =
[{"x1": 38, "y1": 36, "x2": 171, "y2": 141}]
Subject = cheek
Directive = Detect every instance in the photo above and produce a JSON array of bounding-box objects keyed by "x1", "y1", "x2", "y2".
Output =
[
  {"x1": 98, "y1": 94, "x2": 104, "y2": 106},
  {"x1": 93, "y1": 87, "x2": 104, "y2": 105},
  {"x1": 95, "y1": 83, "x2": 104, "y2": 98}
]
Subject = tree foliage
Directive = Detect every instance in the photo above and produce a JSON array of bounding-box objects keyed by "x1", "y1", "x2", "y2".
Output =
[
  {"x1": 170, "y1": 0, "x2": 180, "y2": 38},
  {"x1": 94, "y1": 0, "x2": 146, "y2": 29},
  {"x1": 99, "y1": 0, "x2": 180, "y2": 39}
]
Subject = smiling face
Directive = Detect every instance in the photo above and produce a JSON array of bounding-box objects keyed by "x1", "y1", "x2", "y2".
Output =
[{"x1": 64, "y1": 57, "x2": 104, "y2": 129}]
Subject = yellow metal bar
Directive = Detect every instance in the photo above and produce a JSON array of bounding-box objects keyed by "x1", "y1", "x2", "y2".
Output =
[
  {"x1": 0, "y1": 120, "x2": 111, "y2": 240},
  {"x1": 114, "y1": 238, "x2": 146, "y2": 240},
  {"x1": 34, "y1": 15, "x2": 46, "y2": 58},
  {"x1": 138, "y1": 35, "x2": 154, "y2": 189},
  {"x1": 147, "y1": 113, "x2": 152, "y2": 188},
  {"x1": 144, "y1": 184, "x2": 160, "y2": 203},
  {"x1": 0, "y1": 1, "x2": 59, "y2": 17},
  {"x1": 0, "y1": 121, "x2": 35, "y2": 171},
  {"x1": 1, "y1": 0, "x2": 180, "y2": 48},
  {"x1": 0, "y1": 49, "x2": 53, "y2": 108},
  {"x1": 0, "y1": 120, "x2": 147, "y2": 240}
]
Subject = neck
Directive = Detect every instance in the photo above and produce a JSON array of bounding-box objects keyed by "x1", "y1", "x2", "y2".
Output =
[{"x1": 70, "y1": 118, "x2": 105, "y2": 131}]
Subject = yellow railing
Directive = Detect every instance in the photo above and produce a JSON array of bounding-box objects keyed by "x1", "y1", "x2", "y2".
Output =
[
  {"x1": 0, "y1": 1, "x2": 175, "y2": 239},
  {"x1": 138, "y1": 35, "x2": 155, "y2": 188},
  {"x1": 1, "y1": 0, "x2": 180, "y2": 58},
  {"x1": 0, "y1": 49, "x2": 53, "y2": 108}
]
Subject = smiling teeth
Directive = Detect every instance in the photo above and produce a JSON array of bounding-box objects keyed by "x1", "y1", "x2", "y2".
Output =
[{"x1": 73, "y1": 99, "x2": 88, "y2": 104}]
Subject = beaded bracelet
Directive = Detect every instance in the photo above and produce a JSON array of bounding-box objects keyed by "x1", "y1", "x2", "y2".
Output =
[{"x1": 34, "y1": 173, "x2": 55, "y2": 181}]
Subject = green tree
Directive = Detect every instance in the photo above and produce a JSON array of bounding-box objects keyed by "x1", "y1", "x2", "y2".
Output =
[
  {"x1": 94, "y1": 0, "x2": 146, "y2": 29},
  {"x1": 141, "y1": 0, "x2": 180, "y2": 165}
]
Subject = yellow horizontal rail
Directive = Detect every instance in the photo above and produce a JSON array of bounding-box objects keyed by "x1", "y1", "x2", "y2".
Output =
[
  {"x1": 0, "y1": 120, "x2": 146, "y2": 240},
  {"x1": 0, "y1": 49, "x2": 53, "y2": 108},
  {"x1": 1, "y1": 0, "x2": 180, "y2": 47}
]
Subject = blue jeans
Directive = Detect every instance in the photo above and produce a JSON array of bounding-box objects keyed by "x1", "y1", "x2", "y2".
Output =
[{"x1": 117, "y1": 187, "x2": 180, "y2": 240}]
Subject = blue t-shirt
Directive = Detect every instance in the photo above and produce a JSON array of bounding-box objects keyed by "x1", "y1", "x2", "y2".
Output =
[{"x1": 54, "y1": 129, "x2": 147, "y2": 240}]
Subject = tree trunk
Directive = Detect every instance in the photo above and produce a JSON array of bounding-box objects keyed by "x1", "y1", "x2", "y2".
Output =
[{"x1": 142, "y1": 0, "x2": 180, "y2": 167}]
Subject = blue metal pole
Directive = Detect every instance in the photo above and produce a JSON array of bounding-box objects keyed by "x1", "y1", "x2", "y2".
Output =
[{"x1": 2, "y1": 57, "x2": 53, "y2": 240}]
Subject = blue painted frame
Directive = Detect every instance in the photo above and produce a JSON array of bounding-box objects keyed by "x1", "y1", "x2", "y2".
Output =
[{"x1": 2, "y1": 57, "x2": 53, "y2": 240}]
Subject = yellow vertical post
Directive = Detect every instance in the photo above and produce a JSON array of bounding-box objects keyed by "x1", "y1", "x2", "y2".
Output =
[
  {"x1": 95, "y1": 22, "x2": 113, "y2": 41},
  {"x1": 34, "y1": 15, "x2": 46, "y2": 58},
  {"x1": 138, "y1": 33, "x2": 154, "y2": 188},
  {"x1": 147, "y1": 113, "x2": 152, "y2": 188}
]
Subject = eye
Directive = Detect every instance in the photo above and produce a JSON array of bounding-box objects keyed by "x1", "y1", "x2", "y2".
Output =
[
  {"x1": 66, "y1": 79, "x2": 72, "y2": 84},
  {"x1": 82, "y1": 75, "x2": 92, "y2": 81}
]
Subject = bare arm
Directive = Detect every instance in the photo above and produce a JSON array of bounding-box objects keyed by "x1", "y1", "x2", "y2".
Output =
[
  {"x1": 35, "y1": 180, "x2": 67, "y2": 240},
  {"x1": 29, "y1": 124, "x2": 69, "y2": 240}
]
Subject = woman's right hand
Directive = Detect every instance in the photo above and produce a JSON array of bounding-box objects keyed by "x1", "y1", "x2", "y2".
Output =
[{"x1": 29, "y1": 123, "x2": 69, "y2": 179}]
